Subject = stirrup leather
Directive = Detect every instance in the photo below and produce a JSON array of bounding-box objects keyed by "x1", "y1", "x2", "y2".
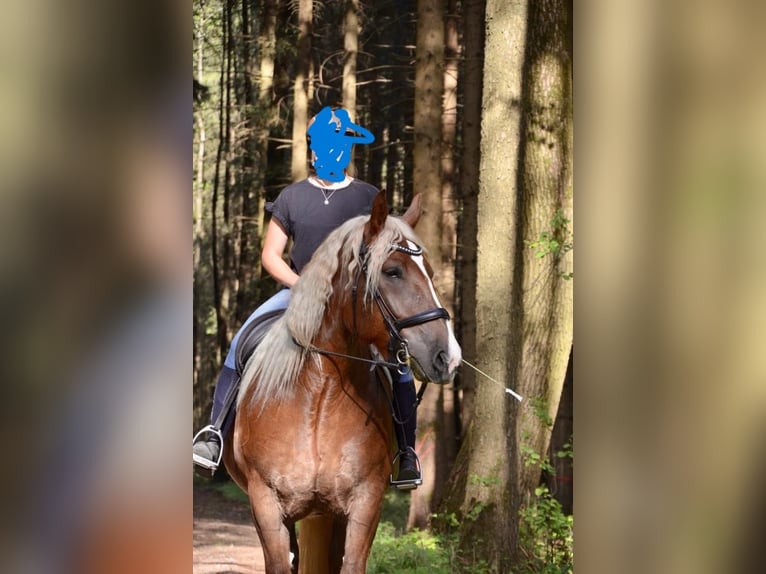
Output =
[
  {"x1": 390, "y1": 447, "x2": 423, "y2": 490},
  {"x1": 192, "y1": 425, "x2": 224, "y2": 470}
]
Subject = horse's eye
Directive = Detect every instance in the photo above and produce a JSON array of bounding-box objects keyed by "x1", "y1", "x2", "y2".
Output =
[{"x1": 383, "y1": 266, "x2": 403, "y2": 279}]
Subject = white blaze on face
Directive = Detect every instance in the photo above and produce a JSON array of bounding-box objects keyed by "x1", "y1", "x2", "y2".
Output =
[{"x1": 407, "y1": 241, "x2": 463, "y2": 374}]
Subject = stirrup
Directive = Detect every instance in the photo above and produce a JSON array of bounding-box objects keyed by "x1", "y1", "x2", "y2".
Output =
[
  {"x1": 389, "y1": 447, "x2": 423, "y2": 491},
  {"x1": 192, "y1": 425, "x2": 224, "y2": 472}
]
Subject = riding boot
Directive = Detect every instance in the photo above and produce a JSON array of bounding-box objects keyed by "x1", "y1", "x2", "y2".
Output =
[
  {"x1": 391, "y1": 370, "x2": 422, "y2": 488},
  {"x1": 193, "y1": 365, "x2": 239, "y2": 475}
]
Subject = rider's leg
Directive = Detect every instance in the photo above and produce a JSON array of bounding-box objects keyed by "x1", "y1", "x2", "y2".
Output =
[
  {"x1": 193, "y1": 289, "x2": 292, "y2": 474},
  {"x1": 192, "y1": 365, "x2": 238, "y2": 471},
  {"x1": 391, "y1": 368, "x2": 421, "y2": 486}
]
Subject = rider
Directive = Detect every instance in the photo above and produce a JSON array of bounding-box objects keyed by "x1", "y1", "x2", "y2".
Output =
[{"x1": 193, "y1": 107, "x2": 422, "y2": 487}]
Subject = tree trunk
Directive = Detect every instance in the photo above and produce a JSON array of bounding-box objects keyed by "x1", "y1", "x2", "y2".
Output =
[
  {"x1": 342, "y1": 0, "x2": 359, "y2": 119},
  {"x1": 193, "y1": 0, "x2": 214, "y2": 431},
  {"x1": 436, "y1": 0, "x2": 528, "y2": 569},
  {"x1": 194, "y1": 11, "x2": 207, "y2": 244},
  {"x1": 454, "y1": 0, "x2": 484, "y2": 435},
  {"x1": 291, "y1": 0, "x2": 312, "y2": 182},
  {"x1": 221, "y1": 0, "x2": 237, "y2": 344},
  {"x1": 440, "y1": 0, "x2": 459, "y2": 308},
  {"x1": 407, "y1": 0, "x2": 445, "y2": 531},
  {"x1": 235, "y1": 0, "x2": 261, "y2": 320},
  {"x1": 509, "y1": 0, "x2": 573, "y2": 560},
  {"x1": 432, "y1": 0, "x2": 461, "y2": 506},
  {"x1": 210, "y1": 0, "x2": 232, "y2": 361},
  {"x1": 255, "y1": 0, "x2": 278, "y2": 292},
  {"x1": 547, "y1": 347, "x2": 573, "y2": 515}
]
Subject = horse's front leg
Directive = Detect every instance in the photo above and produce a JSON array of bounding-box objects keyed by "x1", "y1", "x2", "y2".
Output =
[
  {"x1": 339, "y1": 487, "x2": 386, "y2": 574},
  {"x1": 246, "y1": 478, "x2": 293, "y2": 574}
]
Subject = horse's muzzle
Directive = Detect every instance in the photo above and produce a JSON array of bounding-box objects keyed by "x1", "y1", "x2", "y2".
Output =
[{"x1": 410, "y1": 343, "x2": 461, "y2": 384}]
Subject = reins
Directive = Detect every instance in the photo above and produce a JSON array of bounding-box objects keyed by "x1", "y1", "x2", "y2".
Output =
[
  {"x1": 291, "y1": 337, "x2": 428, "y2": 425},
  {"x1": 291, "y1": 338, "x2": 401, "y2": 371}
]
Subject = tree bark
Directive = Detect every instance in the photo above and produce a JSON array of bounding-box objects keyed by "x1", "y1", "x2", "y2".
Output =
[
  {"x1": 436, "y1": 0, "x2": 528, "y2": 569},
  {"x1": 255, "y1": 0, "x2": 278, "y2": 292},
  {"x1": 454, "y1": 0, "x2": 484, "y2": 435},
  {"x1": 193, "y1": 0, "x2": 214, "y2": 430},
  {"x1": 548, "y1": 347, "x2": 573, "y2": 515},
  {"x1": 342, "y1": 0, "x2": 359, "y2": 119},
  {"x1": 432, "y1": 0, "x2": 461, "y2": 506},
  {"x1": 235, "y1": 0, "x2": 261, "y2": 321},
  {"x1": 439, "y1": 0, "x2": 574, "y2": 558},
  {"x1": 509, "y1": 0, "x2": 573, "y2": 551},
  {"x1": 291, "y1": 0, "x2": 312, "y2": 182},
  {"x1": 210, "y1": 0, "x2": 232, "y2": 361},
  {"x1": 407, "y1": 0, "x2": 445, "y2": 531}
]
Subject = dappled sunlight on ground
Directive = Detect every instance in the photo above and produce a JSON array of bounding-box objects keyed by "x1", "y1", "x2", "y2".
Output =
[{"x1": 193, "y1": 481, "x2": 265, "y2": 574}]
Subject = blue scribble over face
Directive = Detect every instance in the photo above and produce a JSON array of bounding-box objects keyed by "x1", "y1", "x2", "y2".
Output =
[{"x1": 307, "y1": 107, "x2": 375, "y2": 182}]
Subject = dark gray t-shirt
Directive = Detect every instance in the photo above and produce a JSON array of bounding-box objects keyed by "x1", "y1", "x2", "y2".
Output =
[{"x1": 266, "y1": 178, "x2": 380, "y2": 274}]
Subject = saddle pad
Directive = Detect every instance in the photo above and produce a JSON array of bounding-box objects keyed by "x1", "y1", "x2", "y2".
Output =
[{"x1": 235, "y1": 309, "x2": 286, "y2": 374}]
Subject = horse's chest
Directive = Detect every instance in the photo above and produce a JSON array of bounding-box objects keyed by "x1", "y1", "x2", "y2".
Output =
[
  {"x1": 267, "y1": 427, "x2": 386, "y2": 513},
  {"x1": 248, "y1": 389, "x2": 390, "y2": 514}
]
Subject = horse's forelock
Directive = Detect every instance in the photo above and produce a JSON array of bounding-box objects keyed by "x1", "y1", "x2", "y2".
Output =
[{"x1": 361, "y1": 217, "x2": 423, "y2": 302}]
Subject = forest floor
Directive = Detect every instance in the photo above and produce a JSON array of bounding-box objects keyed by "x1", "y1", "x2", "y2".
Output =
[
  {"x1": 193, "y1": 478, "x2": 265, "y2": 574},
  {"x1": 193, "y1": 475, "x2": 440, "y2": 573}
]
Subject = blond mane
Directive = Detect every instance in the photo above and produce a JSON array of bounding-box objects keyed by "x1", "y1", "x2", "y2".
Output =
[{"x1": 238, "y1": 213, "x2": 422, "y2": 409}]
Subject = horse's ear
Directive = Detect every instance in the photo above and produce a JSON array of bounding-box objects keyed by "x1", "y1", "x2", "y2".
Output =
[
  {"x1": 401, "y1": 193, "x2": 423, "y2": 228},
  {"x1": 364, "y1": 190, "x2": 389, "y2": 243}
]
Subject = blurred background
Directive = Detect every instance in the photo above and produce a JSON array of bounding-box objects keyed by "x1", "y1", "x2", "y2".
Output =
[
  {"x1": 0, "y1": 0, "x2": 190, "y2": 572},
  {"x1": 0, "y1": 0, "x2": 763, "y2": 572}
]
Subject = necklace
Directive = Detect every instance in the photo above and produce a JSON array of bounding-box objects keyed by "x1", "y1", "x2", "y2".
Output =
[
  {"x1": 310, "y1": 176, "x2": 349, "y2": 204},
  {"x1": 320, "y1": 188, "x2": 337, "y2": 205}
]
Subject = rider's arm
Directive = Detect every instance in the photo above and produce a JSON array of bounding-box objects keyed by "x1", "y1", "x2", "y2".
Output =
[{"x1": 262, "y1": 219, "x2": 300, "y2": 288}]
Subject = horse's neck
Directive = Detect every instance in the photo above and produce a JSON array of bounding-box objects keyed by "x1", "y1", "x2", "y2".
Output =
[
  {"x1": 311, "y1": 327, "x2": 369, "y2": 371},
  {"x1": 310, "y1": 293, "x2": 361, "y2": 357},
  {"x1": 304, "y1": 318, "x2": 374, "y2": 394}
]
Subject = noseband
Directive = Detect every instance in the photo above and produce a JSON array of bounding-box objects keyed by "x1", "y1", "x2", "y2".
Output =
[{"x1": 353, "y1": 241, "x2": 451, "y2": 373}]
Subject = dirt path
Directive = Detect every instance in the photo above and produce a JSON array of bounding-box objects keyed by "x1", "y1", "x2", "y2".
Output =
[{"x1": 193, "y1": 481, "x2": 266, "y2": 574}]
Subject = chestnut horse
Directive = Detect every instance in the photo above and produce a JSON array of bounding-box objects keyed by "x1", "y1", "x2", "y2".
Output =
[{"x1": 223, "y1": 191, "x2": 461, "y2": 573}]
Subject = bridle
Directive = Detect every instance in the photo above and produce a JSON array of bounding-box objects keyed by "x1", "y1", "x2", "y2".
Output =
[
  {"x1": 292, "y1": 238, "x2": 451, "y2": 423},
  {"x1": 294, "y1": 239, "x2": 450, "y2": 373},
  {"x1": 352, "y1": 240, "x2": 451, "y2": 374}
]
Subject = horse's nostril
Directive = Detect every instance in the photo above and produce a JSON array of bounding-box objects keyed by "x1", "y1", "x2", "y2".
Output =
[{"x1": 433, "y1": 350, "x2": 449, "y2": 371}]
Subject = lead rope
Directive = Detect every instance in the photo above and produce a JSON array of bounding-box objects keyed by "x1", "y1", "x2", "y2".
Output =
[{"x1": 461, "y1": 358, "x2": 523, "y2": 401}]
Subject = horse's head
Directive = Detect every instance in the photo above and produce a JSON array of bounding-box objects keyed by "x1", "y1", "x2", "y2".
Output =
[{"x1": 355, "y1": 191, "x2": 462, "y2": 383}]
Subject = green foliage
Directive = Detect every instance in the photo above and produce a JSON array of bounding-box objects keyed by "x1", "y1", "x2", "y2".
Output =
[
  {"x1": 368, "y1": 522, "x2": 451, "y2": 573},
  {"x1": 528, "y1": 396, "x2": 554, "y2": 428},
  {"x1": 526, "y1": 209, "x2": 573, "y2": 258},
  {"x1": 468, "y1": 472, "x2": 502, "y2": 488},
  {"x1": 517, "y1": 431, "x2": 574, "y2": 573},
  {"x1": 525, "y1": 209, "x2": 573, "y2": 280},
  {"x1": 371, "y1": 491, "x2": 498, "y2": 573},
  {"x1": 379, "y1": 489, "x2": 411, "y2": 530},
  {"x1": 555, "y1": 438, "x2": 574, "y2": 462},
  {"x1": 212, "y1": 480, "x2": 249, "y2": 503},
  {"x1": 520, "y1": 441, "x2": 555, "y2": 474},
  {"x1": 518, "y1": 486, "x2": 573, "y2": 574},
  {"x1": 370, "y1": 518, "x2": 496, "y2": 574}
]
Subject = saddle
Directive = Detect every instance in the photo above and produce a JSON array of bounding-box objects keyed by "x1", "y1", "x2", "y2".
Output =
[{"x1": 234, "y1": 309, "x2": 286, "y2": 374}]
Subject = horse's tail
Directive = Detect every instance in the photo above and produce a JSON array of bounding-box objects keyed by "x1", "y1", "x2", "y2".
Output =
[{"x1": 297, "y1": 514, "x2": 334, "y2": 574}]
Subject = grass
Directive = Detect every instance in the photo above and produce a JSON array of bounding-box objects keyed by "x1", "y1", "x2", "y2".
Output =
[
  {"x1": 212, "y1": 479, "x2": 250, "y2": 503},
  {"x1": 368, "y1": 489, "x2": 454, "y2": 573},
  {"x1": 368, "y1": 521, "x2": 452, "y2": 573}
]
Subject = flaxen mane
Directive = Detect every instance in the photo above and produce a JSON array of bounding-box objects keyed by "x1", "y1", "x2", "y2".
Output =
[{"x1": 238, "y1": 213, "x2": 422, "y2": 409}]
